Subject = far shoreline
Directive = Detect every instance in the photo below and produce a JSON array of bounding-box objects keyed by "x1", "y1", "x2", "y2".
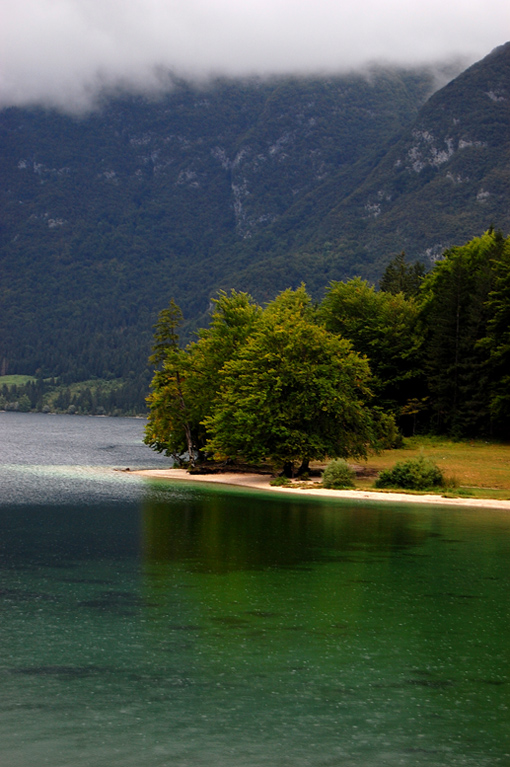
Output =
[{"x1": 131, "y1": 468, "x2": 510, "y2": 511}]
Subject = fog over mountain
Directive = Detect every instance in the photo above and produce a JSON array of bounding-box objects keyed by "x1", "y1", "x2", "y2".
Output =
[{"x1": 1, "y1": 0, "x2": 508, "y2": 111}]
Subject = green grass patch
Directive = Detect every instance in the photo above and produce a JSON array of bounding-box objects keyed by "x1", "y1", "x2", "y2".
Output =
[
  {"x1": 0, "y1": 375, "x2": 36, "y2": 386},
  {"x1": 42, "y1": 378, "x2": 139, "y2": 410}
]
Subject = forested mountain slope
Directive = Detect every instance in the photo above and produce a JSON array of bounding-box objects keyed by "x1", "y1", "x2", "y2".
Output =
[
  {"x1": 230, "y1": 42, "x2": 510, "y2": 293},
  {"x1": 0, "y1": 44, "x2": 508, "y2": 391},
  {"x1": 310, "y1": 40, "x2": 510, "y2": 273},
  {"x1": 0, "y1": 66, "x2": 436, "y2": 380}
]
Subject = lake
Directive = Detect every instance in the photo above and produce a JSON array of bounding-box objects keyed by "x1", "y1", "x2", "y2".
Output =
[{"x1": 1, "y1": 411, "x2": 509, "y2": 766}]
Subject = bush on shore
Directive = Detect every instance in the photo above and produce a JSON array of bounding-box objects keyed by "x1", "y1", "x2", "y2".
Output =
[
  {"x1": 322, "y1": 459, "x2": 355, "y2": 489},
  {"x1": 374, "y1": 456, "x2": 444, "y2": 491}
]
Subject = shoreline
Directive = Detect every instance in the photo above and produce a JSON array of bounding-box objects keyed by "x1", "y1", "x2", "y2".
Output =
[{"x1": 131, "y1": 468, "x2": 510, "y2": 510}]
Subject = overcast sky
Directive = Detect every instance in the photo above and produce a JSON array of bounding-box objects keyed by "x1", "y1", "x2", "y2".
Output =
[{"x1": 1, "y1": 0, "x2": 508, "y2": 111}]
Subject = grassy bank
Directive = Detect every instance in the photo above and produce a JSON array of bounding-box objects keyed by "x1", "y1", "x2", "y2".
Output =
[{"x1": 354, "y1": 437, "x2": 510, "y2": 500}]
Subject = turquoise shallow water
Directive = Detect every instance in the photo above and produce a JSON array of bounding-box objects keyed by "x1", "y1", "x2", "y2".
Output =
[{"x1": 0, "y1": 413, "x2": 510, "y2": 766}]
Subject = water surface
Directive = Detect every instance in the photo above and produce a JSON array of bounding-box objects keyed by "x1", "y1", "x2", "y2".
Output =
[{"x1": 1, "y1": 413, "x2": 509, "y2": 766}]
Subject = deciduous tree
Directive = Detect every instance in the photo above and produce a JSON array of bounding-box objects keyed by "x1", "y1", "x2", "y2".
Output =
[
  {"x1": 144, "y1": 292, "x2": 262, "y2": 463},
  {"x1": 318, "y1": 278, "x2": 423, "y2": 423},
  {"x1": 204, "y1": 287, "x2": 395, "y2": 474}
]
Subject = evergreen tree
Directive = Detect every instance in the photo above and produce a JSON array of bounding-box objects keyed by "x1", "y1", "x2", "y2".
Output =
[
  {"x1": 481, "y1": 232, "x2": 510, "y2": 431},
  {"x1": 379, "y1": 252, "x2": 426, "y2": 298},
  {"x1": 419, "y1": 231, "x2": 501, "y2": 436}
]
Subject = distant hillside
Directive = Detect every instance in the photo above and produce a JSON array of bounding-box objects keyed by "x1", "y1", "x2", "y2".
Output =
[{"x1": 1, "y1": 45, "x2": 508, "y2": 396}]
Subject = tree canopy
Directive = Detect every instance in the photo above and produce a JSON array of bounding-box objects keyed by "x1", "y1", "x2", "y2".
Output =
[
  {"x1": 318, "y1": 277, "x2": 424, "y2": 417},
  {"x1": 204, "y1": 287, "x2": 394, "y2": 472},
  {"x1": 145, "y1": 230, "x2": 510, "y2": 460},
  {"x1": 144, "y1": 291, "x2": 261, "y2": 463},
  {"x1": 145, "y1": 287, "x2": 395, "y2": 472},
  {"x1": 379, "y1": 252, "x2": 425, "y2": 298}
]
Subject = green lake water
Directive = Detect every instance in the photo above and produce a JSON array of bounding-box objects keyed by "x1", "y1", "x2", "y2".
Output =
[{"x1": 0, "y1": 413, "x2": 509, "y2": 766}]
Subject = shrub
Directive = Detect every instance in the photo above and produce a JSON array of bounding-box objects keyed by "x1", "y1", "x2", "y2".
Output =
[
  {"x1": 270, "y1": 476, "x2": 292, "y2": 487},
  {"x1": 375, "y1": 456, "x2": 444, "y2": 491},
  {"x1": 322, "y1": 460, "x2": 355, "y2": 489}
]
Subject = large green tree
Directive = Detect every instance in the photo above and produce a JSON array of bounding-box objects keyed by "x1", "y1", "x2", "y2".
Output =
[
  {"x1": 204, "y1": 287, "x2": 395, "y2": 474},
  {"x1": 144, "y1": 291, "x2": 262, "y2": 462},
  {"x1": 318, "y1": 277, "x2": 424, "y2": 425},
  {"x1": 144, "y1": 300, "x2": 196, "y2": 462}
]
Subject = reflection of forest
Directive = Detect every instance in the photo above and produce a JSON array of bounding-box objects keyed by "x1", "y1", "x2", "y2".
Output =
[
  {"x1": 139, "y1": 486, "x2": 431, "y2": 665},
  {"x1": 138, "y1": 486, "x2": 510, "y2": 707},
  {"x1": 141, "y1": 485, "x2": 428, "y2": 573}
]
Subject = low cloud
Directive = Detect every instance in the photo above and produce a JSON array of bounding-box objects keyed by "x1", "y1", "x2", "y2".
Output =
[{"x1": 1, "y1": 0, "x2": 508, "y2": 111}]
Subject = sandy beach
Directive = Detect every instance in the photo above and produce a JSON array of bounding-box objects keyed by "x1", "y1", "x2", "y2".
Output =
[{"x1": 131, "y1": 468, "x2": 510, "y2": 510}]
